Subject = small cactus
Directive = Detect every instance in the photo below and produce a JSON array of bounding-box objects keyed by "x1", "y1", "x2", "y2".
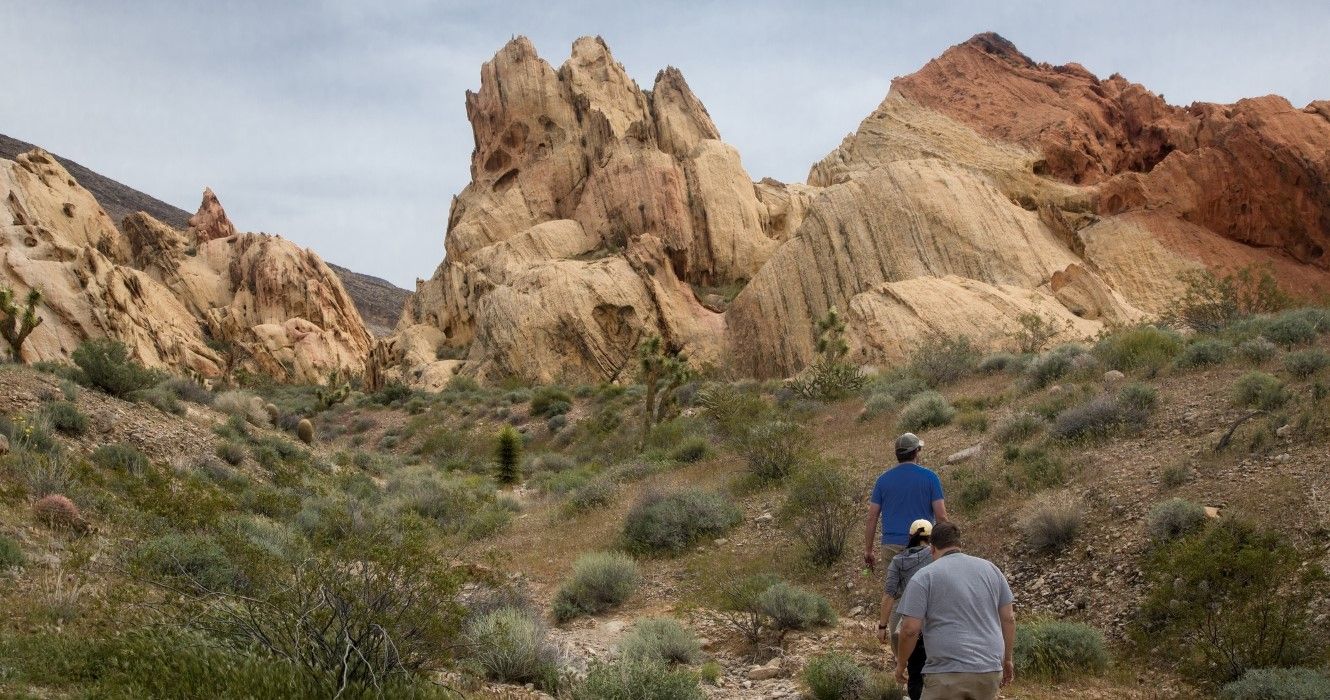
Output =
[
  {"x1": 264, "y1": 402, "x2": 280, "y2": 424},
  {"x1": 33, "y1": 494, "x2": 87, "y2": 532},
  {"x1": 296, "y1": 418, "x2": 314, "y2": 445}
]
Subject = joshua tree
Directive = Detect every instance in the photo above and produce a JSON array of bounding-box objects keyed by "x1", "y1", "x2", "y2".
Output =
[
  {"x1": 0, "y1": 286, "x2": 43, "y2": 363},
  {"x1": 790, "y1": 307, "x2": 866, "y2": 400},
  {"x1": 495, "y1": 424, "x2": 522, "y2": 485},
  {"x1": 637, "y1": 335, "x2": 693, "y2": 445}
]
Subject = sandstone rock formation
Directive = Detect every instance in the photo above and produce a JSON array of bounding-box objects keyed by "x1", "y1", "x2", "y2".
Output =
[
  {"x1": 1, "y1": 149, "x2": 370, "y2": 382},
  {"x1": 384, "y1": 34, "x2": 1330, "y2": 384}
]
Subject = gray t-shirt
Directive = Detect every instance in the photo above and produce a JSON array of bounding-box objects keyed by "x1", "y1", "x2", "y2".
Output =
[{"x1": 896, "y1": 551, "x2": 1014, "y2": 674}]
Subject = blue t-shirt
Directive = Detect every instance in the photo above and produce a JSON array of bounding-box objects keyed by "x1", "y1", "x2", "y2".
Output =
[{"x1": 870, "y1": 463, "x2": 943, "y2": 546}]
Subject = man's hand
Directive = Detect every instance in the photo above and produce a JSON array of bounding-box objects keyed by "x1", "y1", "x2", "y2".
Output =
[
  {"x1": 863, "y1": 551, "x2": 876, "y2": 571},
  {"x1": 895, "y1": 661, "x2": 908, "y2": 685},
  {"x1": 1002, "y1": 659, "x2": 1015, "y2": 686},
  {"x1": 876, "y1": 626, "x2": 889, "y2": 645}
]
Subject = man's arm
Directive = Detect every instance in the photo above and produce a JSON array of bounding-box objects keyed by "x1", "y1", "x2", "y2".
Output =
[
  {"x1": 932, "y1": 498, "x2": 949, "y2": 523},
  {"x1": 999, "y1": 603, "x2": 1016, "y2": 686},
  {"x1": 895, "y1": 616, "x2": 922, "y2": 684},
  {"x1": 863, "y1": 502, "x2": 881, "y2": 569}
]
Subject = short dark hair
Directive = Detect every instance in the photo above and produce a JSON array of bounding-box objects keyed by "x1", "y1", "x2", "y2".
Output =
[
  {"x1": 896, "y1": 447, "x2": 920, "y2": 462},
  {"x1": 931, "y1": 522, "x2": 961, "y2": 550}
]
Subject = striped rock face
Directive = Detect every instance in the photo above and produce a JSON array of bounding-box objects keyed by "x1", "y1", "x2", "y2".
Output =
[{"x1": 387, "y1": 33, "x2": 1330, "y2": 384}]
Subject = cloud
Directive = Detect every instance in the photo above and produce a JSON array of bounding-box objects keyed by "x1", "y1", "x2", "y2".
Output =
[{"x1": 3, "y1": 0, "x2": 1326, "y2": 287}]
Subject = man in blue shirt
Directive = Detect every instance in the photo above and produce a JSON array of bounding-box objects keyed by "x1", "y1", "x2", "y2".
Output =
[{"x1": 864, "y1": 433, "x2": 948, "y2": 643}]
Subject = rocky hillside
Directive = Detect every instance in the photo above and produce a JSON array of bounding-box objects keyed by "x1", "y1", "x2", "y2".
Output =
[
  {"x1": 378, "y1": 33, "x2": 1330, "y2": 388},
  {"x1": 0, "y1": 148, "x2": 371, "y2": 382},
  {"x1": 0, "y1": 134, "x2": 408, "y2": 337}
]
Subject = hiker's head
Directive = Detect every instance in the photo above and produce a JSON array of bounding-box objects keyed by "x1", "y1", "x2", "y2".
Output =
[
  {"x1": 895, "y1": 432, "x2": 923, "y2": 463},
  {"x1": 907, "y1": 519, "x2": 933, "y2": 548},
  {"x1": 930, "y1": 522, "x2": 961, "y2": 557}
]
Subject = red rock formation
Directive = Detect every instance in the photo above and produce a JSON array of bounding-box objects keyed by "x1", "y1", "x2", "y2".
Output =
[{"x1": 188, "y1": 186, "x2": 237, "y2": 242}]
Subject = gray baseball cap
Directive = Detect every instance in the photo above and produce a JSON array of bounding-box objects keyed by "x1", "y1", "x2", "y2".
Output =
[{"x1": 895, "y1": 432, "x2": 924, "y2": 452}]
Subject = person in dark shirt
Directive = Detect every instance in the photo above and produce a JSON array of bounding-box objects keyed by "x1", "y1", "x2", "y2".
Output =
[{"x1": 881, "y1": 519, "x2": 934, "y2": 700}]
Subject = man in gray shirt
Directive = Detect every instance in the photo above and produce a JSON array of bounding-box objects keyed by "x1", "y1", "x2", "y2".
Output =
[{"x1": 895, "y1": 522, "x2": 1015, "y2": 699}]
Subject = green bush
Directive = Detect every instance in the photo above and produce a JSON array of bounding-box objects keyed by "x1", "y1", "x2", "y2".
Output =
[
  {"x1": 1009, "y1": 446, "x2": 1067, "y2": 490},
  {"x1": 526, "y1": 452, "x2": 576, "y2": 473},
  {"x1": 133, "y1": 532, "x2": 242, "y2": 592},
  {"x1": 92, "y1": 443, "x2": 150, "y2": 474},
  {"x1": 740, "y1": 420, "x2": 807, "y2": 482},
  {"x1": 1284, "y1": 348, "x2": 1330, "y2": 379},
  {"x1": 716, "y1": 575, "x2": 836, "y2": 644},
  {"x1": 1025, "y1": 350, "x2": 1074, "y2": 388},
  {"x1": 759, "y1": 581, "x2": 836, "y2": 632},
  {"x1": 956, "y1": 410, "x2": 988, "y2": 434},
  {"x1": 162, "y1": 377, "x2": 213, "y2": 405},
  {"x1": 1266, "y1": 312, "x2": 1318, "y2": 347},
  {"x1": 573, "y1": 658, "x2": 703, "y2": 700},
  {"x1": 1117, "y1": 382, "x2": 1158, "y2": 412},
  {"x1": 781, "y1": 462, "x2": 860, "y2": 566},
  {"x1": 1018, "y1": 493, "x2": 1082, "y2": 553},
  {"x1": 801, "y1": 652, "x2": 900, "y2": 700},
  {"x1": 71, "y1": 338, "x2": 162, "y2": 398},
  {"x1": 1050, "y1": 396, "x2": 1125, "y2": 442},
  {"x1": 908, "y1": 334, "x2": 979, "y2": 387},
  {"x1": 464, "y1": 607, "x2": 561, "y2": 689},
  {"x1": 670, "y1": 436, "x2": 709, "y2": 463},
  {"x1": 42, "y1": 400, "x2": 87, "y2": 435},
  {"x1": 552, "y1": 552, "x2": 641, "y2": 622},
  {"x1": 978, "y1": 352, "x2": 1023, "y2": 374},
  {"x1": 957, "y1": 478, "x2": 994, "y2": 511},
  {"x1": 531, "y1": 386, "x2": 573, "y2": 417},
  {"x1": 619, "y1": 618, "x2": 701, "y2": 665},
  {"x1": 622, "y1": 489, "x2": 741, "y2": 556},
  {"x1": 1175, "y1": 339, "x2": 1231, "y2": 369},
  {"x1": 563, "y1": 476, "x2": 618, "y2": 517},
  {"x1": 216, "y1": 441, "x2": 246, "y2": 466},
  {"x1": 1146, "y1": 498, "x2": 1208, "y2": 543},
  {"x1": 1236, "y1": 336, "x2": 1278, "y2": 364},
  {"x1": 897, "y1": 391, "x2": 956, "y2": 432},
  {"x1": 865, "y1": 372, "x2": 929, "y2": 403},
  {"x1": 132, "y1": 385, "x2": 185, "y2": 415},
  {"x1": 697, "y1": 384, "x2": 770, "y2": 439},
  {"x1": 0, "y1": 534, "x2": 23, "y2": 569},
  {"x1": 859, "y1": 391, "x2": 897, "y2": 420},
  {"x1": 994, "y1": 411, "x2": 1045, "y2": 444},
  {"x1": 1220, "y1": 668, "x2": 1330, "y2": 700},
  {"x1": 1014, "y1": 619, "x2": 1109, "y2": 680},
  {"x1": 1094, "y1": 326, "x2": 1184, "y2": 372},
  {"x1": 1134, "y1": 518, "x2": 1327, "y2": 684},
  {"x1": 1233, "y1": 371, "x2": 1289, "y2": 410}
]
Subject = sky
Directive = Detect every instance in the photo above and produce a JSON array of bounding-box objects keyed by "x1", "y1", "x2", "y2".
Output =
[{"x1": 4, "y1": 1, "x2": 1328, "y2": 288}]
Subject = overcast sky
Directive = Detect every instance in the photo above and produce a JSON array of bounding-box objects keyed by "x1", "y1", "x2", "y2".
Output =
[{"x1": 4, "y1": 1, "x2": 1327, "y2": 288}]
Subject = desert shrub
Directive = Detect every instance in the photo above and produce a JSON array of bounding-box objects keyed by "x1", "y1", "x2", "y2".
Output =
[
  {"x1": 1018, "y1": 493, "x2": 1082, "y2": 553},
  {"x1": 462, "y1": 502, "x2": 516, "y2": 541},
  {"x1": 1007, "y1": 446, "x2": 1067, "y2": 491},
  {"x1": 552, "y1": 551, "x2": 641, "y2": 622},
  {"x1": 1266, "y1": 311, "x2": 1318, "y2": 347},
  {"x1": 527, "y1": 452, "x2": 575, "y2": 474},
  {"x1": 71, "y1": 338, "x2": 161, "y2": 397},
  {"x1": 13, "y1": 450, "x2": 74, "y2": 498},
  {"x1": 789, "y1": 359, "x2": 868, "y2": 401},
  {"x1": 1284, "y1": 348, "x2": 1330, "y2": 379},
  {"x1": 41, "y1": 401, "x2": 87, "y2": 435},
  {"x1": 781, "y1": 462, "x2": 860, "y2": 566},
  {"x1": 1232, "y1": 371, "x2": 1288, "y2": 410},
  {"x1": 909, "y1": 334, "x2": 978, "y2": 387},
  {"x1": 1135, "y1": 518, "x2": 1328, "y2": 685},
  {"x1": 897, "y1": 391, "x2": 955, "y2": 433},
  {"x1": 368, "y1": 380, "x2": 412, "y2": 406},
  {"x1": 1117, "y1": 382, "x2": 1158, "y2": 412},
  {"x1": 956, "y1": 410, "x2": 988, "y2": 433},
  {"x1": 957, "y1": 478, "x2": 994, "y2": 511},
  {"x1": 740, "y1": 420, "x2": 807, "y2": 482},
  {"x1": 619, "y1": 618, "x2": 700, "y2": 665},
  {"x1": 994, "y1": 411, "x2": 1045, "y2": 444},
  {"x1": 133, "y1": 532, "x2": 242, "y2": 592},
  {"x1": 802, "y1": 652, "x2": 900, "y2": 700},
  {"x1": 1236, "y1": 336, "x2": 1278, "y2": 363},
  {"x1": 860, "y1": 391, "x2": 897, "y2": 420},
  {"x1": 32, "y1": 493, "x2": 84, "y2": 530},
  {"x1": 563, "y1": 477, "x2": 618, "y2": 516},
  {"x1": 464, "y1": 606, "x2": 561, "y2": 688},
  {"x1": 91, "y1": 443, "x2": 150, "y2": 474},
  {"x1": 979, "y1": 352, "x2": 1023, "y2": 374},
  {"x1": 1050, "y1": 396, "x2": 1122, "y2": 442},
  {"x1": 697, "y1": 384, "x2": 769, "y2": 440},
  {"x1": 716, "y1": 575, "x2": 835, "y2": 644},
  {"x1": 131, "y1": 385, "x2": 184, "y2": 415},
  {"x1": 1161, "y1": 464, "x2": 1193, "y2": 488},
  {"x1": 530, "y1": 386, "x2": 573, "y2": 417},
  {"x1": 216, "y1": 441, "x2": 246, "y2": 465},
  {"x1": 1094, "y1": 326, "x2": 1184, "y2": 372},
  {"x1": 622, "y1": 489, "x2": 741, "y2": 556},
  {"x1": 214, "y1": 390, "x2": 270, "y2": 427},
  {"x1": 1014, "y1": 619, "x2": 1109, "y2": 680},
  {"x1": 0, "y1": 534, "x2": 23, "y2": 569},
  {"x1": 1146, "y1": 498, "x2": 1207, "y2": 543},
  {"x1": 1175, "y1": 339, "x2": 1232, "y2": 369},
  {"x1": 162, "y1": 377, "x2": 213, "y2": 405},
  {"x1": 1169, "y1": 265, "x2": 1289, "y2": 332},
  {"x1": 1024, "y1": 350, "x2": 1074, "y2": 388},
  {"x1": 1220, "y1": 668, "x2": 1330, "y2": 700},
  {"x1": 384, "y1": 468, "x2": 500, "y2": 536},
  {"x1": 573, "y1": 658, "x2": 703, "y2": 700},
  {"x1": 670, "y1": 436, "x2": 709, "y2": 463}
]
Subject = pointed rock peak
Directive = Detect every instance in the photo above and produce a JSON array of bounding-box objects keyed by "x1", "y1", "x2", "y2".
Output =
[
  {"x1": 651, "y1": 65, "x2": 720, "y2": 156},
  {"x1": 959, "y1": 32, "x2": 1035, "y2": 67},
  {"x1": 560, "y1": 35, "x2": 650, "y2": 139},
  {"x1": 493, "y1": 35, "x2": 541, "y2": 65},
  {"x1": 189, "y1": 187, "x2": 236, "y2": 242},
  {"x1": 570, "y1": 35, "x2": 614, "y2": 62}
]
